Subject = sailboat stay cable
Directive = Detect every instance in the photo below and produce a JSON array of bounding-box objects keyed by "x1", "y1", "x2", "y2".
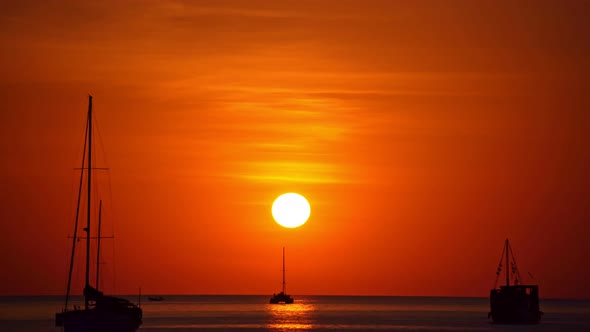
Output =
[
  {"x1": 493, "y1": 241, "x2": 506, "y2": 289},
  {"x1": 508, "y1": 242, "x2": 522, "y2": 284},
  {"x1": 505, "y1": 239, "x2": 510, "y2": 287},
  {"x1": 84, "y1": 95, "x2": 93, "y2": 310},
  {"x1": 64, "y1": 110, "x2": 89, "y2": 309},
  {"x1": 96, "y1": 200, "x2": 103, "y2": 291},
  {"x1": 94, "y1": 113, "x2": 119, "y2": 294}
]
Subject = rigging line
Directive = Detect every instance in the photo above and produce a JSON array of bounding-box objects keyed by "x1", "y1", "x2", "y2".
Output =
[
  {"x1": 493, "y1": 242, "x2": 506, "y2": 289},
  {"x1": 89, "y1": 163, "x2": 101, "y2": 289},
  {"x1": 508, "y1": 243, "x2": 522, "y2": 284},
  {"x1": 107, "y1": 172, "x2": 118, "y2": 295},
  {"x1": 90, "y1": 110, "x2": 105, "y2": 197},
  {"x1": 96, "y1": 200, "x2": 102, "y2": 291},
  {"x1": 65, "y1": 111, "x2": 89, "y2": 309},
  {"x1": 84, "y1": 96, "x2": 93, "y2": 311},
  {"x1": 91, "y1": 104, "x2": 112, "y2": 230},
  {"x1": 89, "y1": 116, "x2": 112, "y2": 291},
  {"x1": 92, "y1": 170, "x2": 102, "y2": 213},
  {"x1": 63, "y1": 166, "x2": 79, "y2": 301},
  {"x1": 64, "y1": 231, "x2": 70, "y2": 309},
  {"x1": 94, "y1": 110, "x2": 118, "y2": 294},
  {"x1": 93, "y1": 109, "x2": 112, "y2": 178},
  {"x1": 73, "y1": 239, "x2": 82, "y2": 298}
]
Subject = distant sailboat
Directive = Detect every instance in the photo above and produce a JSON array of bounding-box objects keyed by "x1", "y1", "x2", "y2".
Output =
[
  {"x1": 488, "y1": 239, "x2": 543, "y2": 324},
  {"x1": 55, "y1": 96, "x2": 142, "y2": 332},
  {"x1": 270, "y1": 247, "x2": 294, "y2": 304}
]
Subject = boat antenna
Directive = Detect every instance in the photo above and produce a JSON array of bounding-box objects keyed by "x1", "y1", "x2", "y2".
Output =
[
  {"x1": 64, "y1": 104, "x2": 89, "y2": 309},
  {"x1": 84, "y1": 95, "x2": 93, "y2": 310},
  {"x1": 96, "y1": 200, "x2": 102, "y2": 291},
  {"x1": 283, "y1": 247, "x2": 287, "y2": 294}
]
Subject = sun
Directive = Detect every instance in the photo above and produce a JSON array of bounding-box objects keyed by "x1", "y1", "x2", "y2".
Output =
[{"x1": 272, "y1": 193, "x2": 311, "y2": 228}]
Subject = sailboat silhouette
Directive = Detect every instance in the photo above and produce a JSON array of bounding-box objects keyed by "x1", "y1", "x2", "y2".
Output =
[
  {"x1": 55, "y1": 96, "x2": 142, "y2": 332},
  {"x1": 270, "y1": 247, "x2": 294, "y2": 304}
]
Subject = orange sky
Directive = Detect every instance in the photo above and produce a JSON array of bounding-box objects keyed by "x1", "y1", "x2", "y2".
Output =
[{"x1": 1, "y1": 0, "x2": 589, "y2": 299}]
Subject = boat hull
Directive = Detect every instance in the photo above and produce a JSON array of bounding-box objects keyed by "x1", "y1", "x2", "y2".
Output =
[
  {"x1": 269, "y1": 292, "x2": 294, "y2": 304},
  {"x1": 269, "y1": 298, "x2": 294, "y2": 304},
  {"x1": 489, "y1": 286, "x2": 542, "y2": 324}
]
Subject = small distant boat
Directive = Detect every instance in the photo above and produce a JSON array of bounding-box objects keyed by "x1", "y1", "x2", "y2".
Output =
[
  {"x1": 488, "y1": 239, "x2": 543, "y2": 324},
  {"x1": 269, "y1": 247, "x2": 294, "y2": 304},
  {"x1": 55, "y1": 96, "x2": 143, "y2": 332},
  {"x1": 148, "y1": 296, "x2": 164, "y2": 302}
]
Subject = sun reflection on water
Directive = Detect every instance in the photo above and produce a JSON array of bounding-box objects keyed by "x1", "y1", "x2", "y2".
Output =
[{"x1": 266, "y1": 302, "x2": 316, "y2": 331}]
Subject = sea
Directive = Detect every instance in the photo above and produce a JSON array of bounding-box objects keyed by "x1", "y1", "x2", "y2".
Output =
[{"x1": 1, "y1": 295, "x2": 589, "y2": 332}]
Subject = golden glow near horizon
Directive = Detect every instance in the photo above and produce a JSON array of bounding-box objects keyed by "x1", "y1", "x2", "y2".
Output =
[
  {"x1": 1, "y1": 0, "x2": 588, "y2": 299},
  {"x1": 272, "y1": 193, "x2": 311, "y2": 228},
  {"x1": 266, "y1": 303, "x2": 315, "y2": 330}
]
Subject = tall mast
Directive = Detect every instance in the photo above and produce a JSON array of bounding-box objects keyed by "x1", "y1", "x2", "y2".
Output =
[
  {"x1": 282, "y1": 247, "x2": 286, "y2": 294},
  {"x1": 84, "y1": 95, "x2": 93, "y2": 310},
  {"x1": 505, "y1": 238, "x2": 510, "y2": 287},
  {"x1": 96, "y1": 200, "x2": 102, "y2": 291}
]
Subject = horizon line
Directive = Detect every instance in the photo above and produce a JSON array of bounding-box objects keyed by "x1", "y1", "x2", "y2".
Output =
[{"x1": 1, "y1": 294, "x2": 588, "y2": 301}]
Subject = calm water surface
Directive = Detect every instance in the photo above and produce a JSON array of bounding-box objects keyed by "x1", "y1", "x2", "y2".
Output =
[{"x1": 1, "y1": 295, "x2": 589, "y2": 331}]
